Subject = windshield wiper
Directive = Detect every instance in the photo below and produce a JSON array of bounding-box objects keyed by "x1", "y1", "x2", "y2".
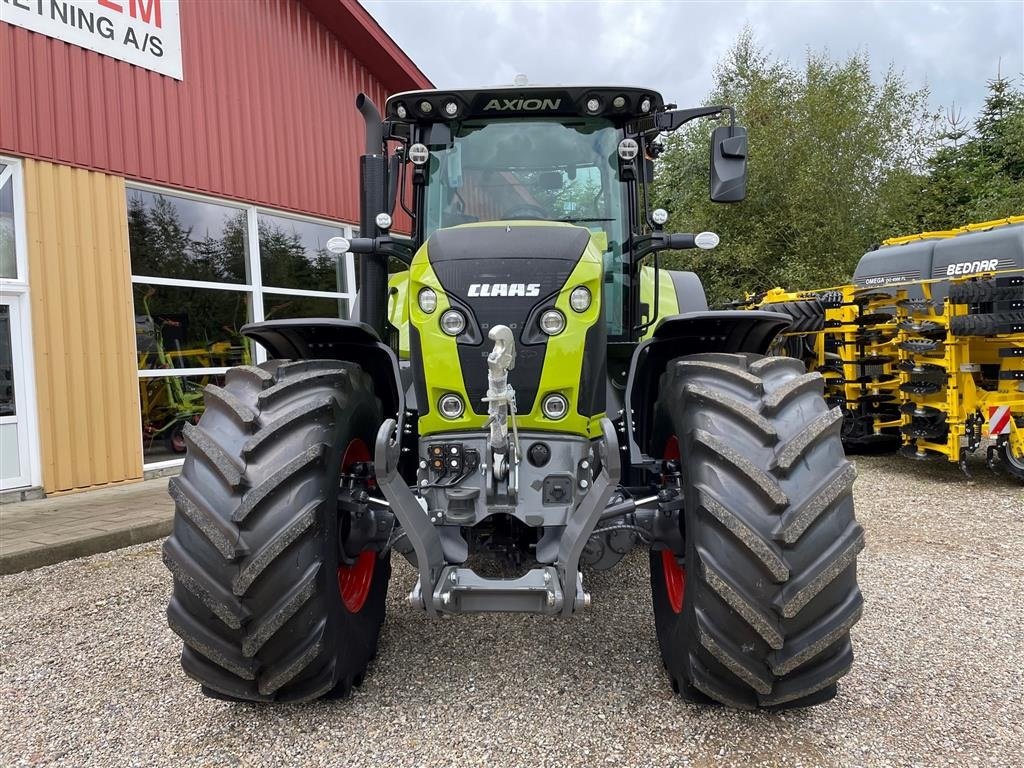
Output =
[{"x1": 555, "y1": 217, "x2": 613, "y2": 223}]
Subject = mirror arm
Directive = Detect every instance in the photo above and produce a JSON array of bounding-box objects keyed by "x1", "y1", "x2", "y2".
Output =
[
  {"x1": 343, "y1": 236, "x2": 414, "y2": 265},
  {"x1": 630, "y1": 233, "x2": 699, "y2": 262},
  {"x1": 656, "y1": 104, "x2": 734, "y2": 134}
]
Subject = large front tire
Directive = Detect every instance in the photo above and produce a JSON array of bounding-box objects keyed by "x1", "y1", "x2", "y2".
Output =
[
  {"x1": 650, "y1": 353, "x2": 863, "y2": 709},
  {"x1": 162, "y1": 360, "x2": 390, "y2": 702}
]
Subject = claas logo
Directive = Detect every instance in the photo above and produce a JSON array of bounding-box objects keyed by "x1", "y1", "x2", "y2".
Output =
[{"x1": 468, "y1": 283, "x2": 541, "y2": 297}]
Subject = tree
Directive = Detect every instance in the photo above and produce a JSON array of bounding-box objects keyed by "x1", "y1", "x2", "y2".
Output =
[
  {"x1": 912, "y1": 73, "x2": 1024, "y2": 230},
  {"x1": 652, "y1": 31, "x2": 935, "y2": 303}
]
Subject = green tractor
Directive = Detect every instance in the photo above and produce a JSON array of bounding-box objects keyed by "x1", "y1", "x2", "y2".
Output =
[{"x1": 163, "y1": 85, "x2": 863, "y2": 709}]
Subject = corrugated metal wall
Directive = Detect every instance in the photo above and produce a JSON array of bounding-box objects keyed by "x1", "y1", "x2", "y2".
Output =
[
  {"x1": 22, "y1": 160, "x2": 143, "y2": 493},
  {"x1": 1, "y1": 0, "x2": 416, "y2": 224}
]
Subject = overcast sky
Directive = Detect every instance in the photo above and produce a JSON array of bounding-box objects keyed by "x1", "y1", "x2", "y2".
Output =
[{"x1": 365, "y1": 0, "x2": 1024, "y2": 121}]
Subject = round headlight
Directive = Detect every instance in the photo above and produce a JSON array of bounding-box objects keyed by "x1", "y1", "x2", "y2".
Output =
[
  {"x1": 419, "y1": 100, "x2": 433, "y2": 114},
  {"x1": 436, "y1": 397, "x2": 464, "y2": 421},
  {"x1": 395, "y1": 103, "x2": 408, "y2": 119},
  {"x1": 652, "y1": 208, "x2": 669, "y2": 226},
  {"x1": 418, "y1": 287, "x2": 437, "y2": 314},
  {"x1": 612, "y1": 95, "x2": 626, "y2": 109},
  {"x1": 444, "y1": 100, "x2": 459, "y2": 116},
  {"x1": 540, "y1": 309, "x2": 566, "y2": 335},
  {"x1": 569, "y1": 286, "x2": 591, "y2": 313},
  {"x1": 440, "y1": 309, "x2": 466, "y2": 336},
  {"x1": 542, "y1": 393, "x2": 569, "y2": 420},
  {"x1": 585, "y1": 97, "x2": 601, "y2": 113},
  {"x1": 617, "y1": 138, "x2": 639, "y2": 161},
  {"x1": 408, "y1": 143, "x2": 430, "y2": 166},
  {"x1": 438, "y1": 393, "x2": 465, "y2": 419},
  {"x1": 375, "y1": 211, "x2": 392, "y2": 230},
  {"x1": 639, "y1": 97, "x2": 652, "y2": 113}
]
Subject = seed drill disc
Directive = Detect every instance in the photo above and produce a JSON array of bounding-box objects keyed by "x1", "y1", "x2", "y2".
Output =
[
  {"x1": 900, "y1": 380, "x2": 944, "y2": 395},
  {"x1": 900, "y1": 423, "x2": 949, "y2": 439},
  {"x1": 897, "y1": 320, "x2": 946, "y2": 339},
  {"x1": 858, "y1": 330, "x2": 897, "y2": 343},
  {"x1": 898, "y1": 403, "x2": 945, "y2": 420},
  {"x1": 898, "y1": 338, "x2": 943, "y2": 354},
  {"x1": 898, "y1": 298, "x2": 933, "y2": 312},
  {"x1": 854, "y1": 312, "x2": 896, "y2": 326},
  {"x1": 896, "y1": 360, "x2": 946, "y2": 375},
  {"x1": 852, "y1": 289, "x2": 895, "y2": 303}
]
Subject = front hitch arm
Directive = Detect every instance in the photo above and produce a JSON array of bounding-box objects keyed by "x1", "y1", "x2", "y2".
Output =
[
  {"x1": 373, "y1": 418, "x2": 446, "y2": 616},
  {"x1": 556, "y1": 417, "x2": 621, "y2": 615}
]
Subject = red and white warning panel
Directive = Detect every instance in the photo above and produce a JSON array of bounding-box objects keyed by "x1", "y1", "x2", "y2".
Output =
[{"x1": 988, "y1": 406, "x2": 1013, "y2": 436}]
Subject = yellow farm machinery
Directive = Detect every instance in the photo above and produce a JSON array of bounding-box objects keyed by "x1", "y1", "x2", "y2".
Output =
[{"x1": 744, "y1": 217, "x2": 1024, "y2": 480}]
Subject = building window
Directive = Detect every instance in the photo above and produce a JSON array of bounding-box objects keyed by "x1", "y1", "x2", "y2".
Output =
[
  {"x1": 1, "y1": 165, "x2": 17, "y2": 280},
  {"x1": 127, "y1": 185, "x2": 356, "y2": 466}
]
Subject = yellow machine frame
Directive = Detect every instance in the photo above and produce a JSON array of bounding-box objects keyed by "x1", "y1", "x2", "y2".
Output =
[{"x1": 750, "y1": 219, "x2": 1023, "y2": 477}]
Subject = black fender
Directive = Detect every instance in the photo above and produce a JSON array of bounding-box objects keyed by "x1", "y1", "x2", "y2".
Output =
[
  {"x1": 624, "y1": 311, "x2": 792, "y2": 469},
  {"x1": 667, "y1": 270, "x2": 708, "y2": 312},
  {"x1": 242, "y1": 319, "x2": 404, "y2": 423}
]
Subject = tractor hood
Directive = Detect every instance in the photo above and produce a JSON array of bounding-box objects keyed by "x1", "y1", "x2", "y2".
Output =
[
  {"x1": 408, "y1": 221, "x2": 606, "y2": 437},
  {"x1": 428, "y1": 223, "x2": 590, "y2": 414}
]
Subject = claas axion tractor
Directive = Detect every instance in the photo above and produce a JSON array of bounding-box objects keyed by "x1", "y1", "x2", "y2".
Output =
[{"x1": 163, "y1": 85, "x2": 863, "y2": 710}]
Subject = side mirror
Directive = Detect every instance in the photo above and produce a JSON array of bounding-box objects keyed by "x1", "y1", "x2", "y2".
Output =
[{"x1": 709, "y1": 125, "x2": 748, "y2": 202}]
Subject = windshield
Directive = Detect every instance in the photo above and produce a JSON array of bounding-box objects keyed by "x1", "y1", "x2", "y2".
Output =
[{"x1": 422, "y1": 118, "x2": 628, "y2": 335}]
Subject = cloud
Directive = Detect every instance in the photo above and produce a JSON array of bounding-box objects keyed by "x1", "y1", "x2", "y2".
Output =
[{"x1": 365, "y1": 0, "x2": 1024, "y2": 119}]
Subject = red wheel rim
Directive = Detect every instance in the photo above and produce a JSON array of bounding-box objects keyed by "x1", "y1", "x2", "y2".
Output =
[
  {"x1": 662, "y1": 436, "x2": 685, "y2": 614},
  {"x1": 338, "y1": 439, "x2": 375, "y2": 613},
  {"x1": 338, "y1": 550, "x2": 376, "y2": 614},
  {"x1": 661, "y1": 549, "x2": 686, "y2": 614}
]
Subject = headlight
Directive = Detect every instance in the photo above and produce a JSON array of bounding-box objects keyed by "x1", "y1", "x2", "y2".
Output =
[
  {"x1": 440, "y1": 309, "x2": 466, "y2": 336},
  {"x1": 617, "y1": 139, "x2": 639, "y2": 161},
  {"x1": 542, "y1": 393, "x2": 569, "y2": 420},
  {"x1": 408, "y1": 143, "x2": 429, "y2": 165},
  {"x1": 418, "y1": 288, "x2": 437, "y2": 314},
  {"x1": 539, "y1": 309, "x2": 566, "y2": 335},
  {"x1": 438, "y1": 393, "x2": 465, "y2": 419},
  {"x1": 569, "y1": 286, "x2": 591, "y2": 313}
]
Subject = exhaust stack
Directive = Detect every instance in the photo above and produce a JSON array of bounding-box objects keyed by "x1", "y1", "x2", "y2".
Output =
[{"x1": 355, "y1": 93, "x2": 388, "y2": 337}]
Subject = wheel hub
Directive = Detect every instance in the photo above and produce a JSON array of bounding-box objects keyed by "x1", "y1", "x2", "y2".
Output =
[{"x1": 338, "y1": 439, "x2": 376, "y2": 613}]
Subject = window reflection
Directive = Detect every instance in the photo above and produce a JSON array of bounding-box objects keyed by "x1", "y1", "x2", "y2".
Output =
[
  {"x1": 128, "y1": 190, "x2": 250, "y2": 284},
  {"x1": 140, "y1": 374, "x2": 225, "y2": 463},
  {"x1": 0, "y1": 306, "x2": 14, "y2": 416},
  {"x1": 0, "y1": 176, "x2": 16, "y2": 280},
  {"x1": 263, "y1": 293, "x2": 348, "y2": 320},
  {"x1": 134, "y1": 284, "x2": 252, "y2": 370},
  {"x1": 258, "y1": 212, "x2": 346, "y2": 293}
]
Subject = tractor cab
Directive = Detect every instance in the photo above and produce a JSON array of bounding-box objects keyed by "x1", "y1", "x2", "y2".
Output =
[{"x1": 341, "y1": 85, "x2": 748, "y2": 344}]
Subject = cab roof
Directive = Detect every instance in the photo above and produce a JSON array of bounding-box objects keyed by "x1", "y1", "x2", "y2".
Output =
[{"x1": 384, "y1": 86, "x2": 666, "y2": 124}]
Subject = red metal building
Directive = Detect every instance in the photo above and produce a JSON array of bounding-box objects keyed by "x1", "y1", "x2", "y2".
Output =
[{"x1": 0, "y1": 0, "x2": 430, "y2": 497}]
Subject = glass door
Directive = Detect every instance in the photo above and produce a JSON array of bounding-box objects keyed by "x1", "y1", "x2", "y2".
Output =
[
  {"x1": 0, "y1": 300, "x2": 30, "y2": 489},
  {"x1": 0, "y1": 158, "x2": 37, "y2": 491}
]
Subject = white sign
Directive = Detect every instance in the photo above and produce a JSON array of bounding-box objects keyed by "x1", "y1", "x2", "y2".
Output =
[{"x1": 1, "y1": 0, "x2": 182, "y2": 80}]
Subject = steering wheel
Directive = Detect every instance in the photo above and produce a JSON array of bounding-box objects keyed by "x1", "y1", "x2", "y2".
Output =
[{"x1": 501, "y1": 204, "x2": 549, "y2": 220}]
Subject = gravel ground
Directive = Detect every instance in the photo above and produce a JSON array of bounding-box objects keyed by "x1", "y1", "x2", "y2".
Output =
[{"x1": 1, "y1": 454, "x2": 1022, "y2": 768}]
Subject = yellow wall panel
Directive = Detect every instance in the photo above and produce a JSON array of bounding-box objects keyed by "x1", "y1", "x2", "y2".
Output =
[{"x1": 22, "y1": 160, "x2": 143, "y2": 493}]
